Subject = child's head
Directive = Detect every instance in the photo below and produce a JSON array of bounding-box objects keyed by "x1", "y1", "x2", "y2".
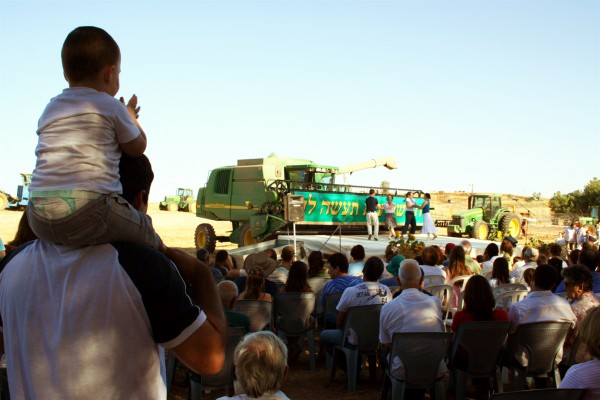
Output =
[{"x1": 62, "y1": 26, "x2": 121, "y2": 94}]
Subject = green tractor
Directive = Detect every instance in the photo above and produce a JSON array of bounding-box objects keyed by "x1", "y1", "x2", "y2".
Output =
[
  {"x1": 159, "y1": 188, "x2": 196, "y2": 212},
  {"x1": 447, "y1": 194, "x2": 521, "y2": 240}
]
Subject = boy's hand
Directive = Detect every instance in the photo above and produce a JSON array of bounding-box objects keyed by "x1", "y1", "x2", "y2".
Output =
[{"x1": 120, "y1": 95, "x2": 141, "y2": 119}]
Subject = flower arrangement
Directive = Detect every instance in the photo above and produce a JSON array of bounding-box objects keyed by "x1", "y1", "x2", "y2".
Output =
[{"x1": 389, "y1": 234, "x2": 427, "y2": 259}]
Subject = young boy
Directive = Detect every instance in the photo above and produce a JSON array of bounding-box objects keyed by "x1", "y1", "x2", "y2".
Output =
[{"x1": 27, "y1": 26, "x2": 162, "y2": 249}]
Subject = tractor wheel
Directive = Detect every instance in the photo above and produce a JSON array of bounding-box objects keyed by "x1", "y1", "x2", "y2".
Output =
[
  {"x1": 159, "y1": 204, "x2": 167, "y2": 211},
  {"x1": 187, "y1": 201, "x2": 196, "y2": 213},
  {"x1": 239, "y1": 221, "x2": 258, "y2": 248},
  {"x1": 195, "y1": 223, "x2": 216, "y2": 253},
  {"x1": 0, "y1": 193, "x2": 7, "y2": 210},
  {"x1": 471, "y1": 221, "x2": 489, "y2": 240},
  {"x1": 500, "y1": 213, "x2": 521, "y2": 239},
  {"x1": 167, "y1": 202, "x2": 178, "y2": 212}
]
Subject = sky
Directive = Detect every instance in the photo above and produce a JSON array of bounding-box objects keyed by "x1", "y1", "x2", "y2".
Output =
[{"x1": 0, "y1": 0, "x2": 598, "y2": 202}]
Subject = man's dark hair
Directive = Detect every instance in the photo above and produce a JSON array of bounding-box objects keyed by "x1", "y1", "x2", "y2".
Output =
[
  {"x1": 421, "y1": 246, "x2": 439, "y2": 266},
  {"x1": 362, "y1": 256, "x2": 384, "y2": 281},
  {"x1": 484, "y1": 243, "x2": 499, "y2": 259},
  {"x1": 119, "y1": 154, "x2": 154, "y2": 204},
  {"x1": 350, "y1": 245, "x2": 365, "y2": 261},
  {"x1": 328, "y1": 253, "x2": 349, "y2": 274},
  {"x1": 215, "y1": 250, "x2": 229, "y2": 263},
  {"x1": 534, "y1": 264, "x2": 559, "y2": 291},
  {"x1": 549, "y1": 243, "x2": 563, "y2": 257},
  {"x1": 62, "y1": 26, "x2": 120, "y2": 83},
  {"x1": 369, "y1": 189, "x2": 375, "y2": 195},
  {"x1": 281, "y1": 246, "x2": 294, "y2": 262},
  {"x1": 578, "y1": 249, "x2": 599, "y2": 272},
  {"x1": 196, "y1": 249, "x2": 209, "y2": 263}
]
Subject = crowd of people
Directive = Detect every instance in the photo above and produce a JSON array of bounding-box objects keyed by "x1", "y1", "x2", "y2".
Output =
[{"x1": 0, "y1": 24, "x2": 598, "y2": 400}]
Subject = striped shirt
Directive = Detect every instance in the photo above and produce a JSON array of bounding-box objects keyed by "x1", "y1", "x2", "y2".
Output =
[{"x1": 560, "y1": 360, "x2": 600, "y2": 399}]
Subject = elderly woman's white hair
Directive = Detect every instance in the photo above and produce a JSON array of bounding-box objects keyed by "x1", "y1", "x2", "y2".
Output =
[{"x1": 234, "y1": 331, "x2": 288, "y2": 397}]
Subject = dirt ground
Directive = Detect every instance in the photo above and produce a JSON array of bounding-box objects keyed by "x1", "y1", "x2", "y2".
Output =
[{"x1": 0, "y1": 198, "x2": 563, "y2": 400}]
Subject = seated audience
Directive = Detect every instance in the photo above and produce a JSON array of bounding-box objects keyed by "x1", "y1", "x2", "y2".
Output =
[
  {"x1": 379, "y1": 254, "x2": 405, "y2": 288},
  {"x1": 239, "y1": 267, "x2": 272, "y2": 302},
  {"x1": 555, "y1": 249, "x2": 600, "y2": 294},
  {"x1": 490, "y1": 257, "x2": 511, "y2": 286},
  {"x1": 282, "y1": 261, "x2": 313, "y2": 293},
  {"x1": 197, "y1": 248, "x2": 223, "y2": 280},
  {"x1": 279, "y1": 246, "x2": 295, "y2": 270},
  {"x1": 506, "y1": 265, "x2": 576, "y2": 369},
  {"x1": 461, "y1": 240, "x2": 482, "y2": 275},
  {"x1": 217, "y1": 331, "x2": 290, "y2": 400},
  {"x1": 480, "y1": 243, "x2": 500, "y2": 277},
  {"x1": 214, "y1": 250, "x2": 233, "y2": 276},
  {"x1": 560, "y1": 306, "x2": 600, "y2": 399},
  {"x1": 229, "y1": 251, "x2": 287, "y2": 296},
  {"x1": 443, "y1": 246, "x2": 473, "y2": 308},
  {"x1": 217, "y1": 281, "x2": 251, "y2": 333},
  {"x1": 379, "y1": 259, "x2": 445, "y2": 399},
  {"x1": 348, "y1": 244, "x2": 366, "y2": 277},
  {"x1": 560, "y1": 265, "x2": 599, "y2": 364},
  {"x1": 320, "y1": 253, "x2": 362, "y2": 327},
  {"x1": 307, "y1": 251, "x2": 327, "y2": 278},
  {"x1": 510, "y1": 247, "x2": 538, "y2": 284},
  {"x1": 320, "y1": 257, "x2": 392, "y2": 358},
  {"x1": 452, "y1": 275, "x2": 508, "y2": 333},
  {"x1": 419, "y1": 246, "x2": 446, "y2": 279}
]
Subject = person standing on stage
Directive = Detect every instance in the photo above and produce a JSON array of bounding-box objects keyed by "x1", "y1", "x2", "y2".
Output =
[
  {"x1": 401, "y1": 192, "x2": 417, "y2": 239},
  {"x1": 365, "y1": 189, "x2": 379, "y2": 241},
  {"x1": 383, "y1": 194, "x2": 398, "y2": 239},
  {"x1": 419, "y1": 193, "x2": 438, "y2": 240}
]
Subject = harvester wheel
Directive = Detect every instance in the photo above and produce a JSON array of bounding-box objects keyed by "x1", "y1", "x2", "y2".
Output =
[
  {"x1": 471, "y1": 221, "x2": 489, "y2": 240},
  {"x1": 239, "y1": 221, "x2": 258, "y2": 248},
  {"x1": 500, "y1": 213, "x2": 521, "y2": 239},
  {"x1": 167, "y1": 202, "x2": 178, "y2": 212},
  {"x1": 195, "y1": 223, "x2": 216, "y2": 253},
  {"x1": 187, "y1": 201, "x2": 196, "y2": 213},
  {"x1": 0, "y1": 193, "x2": 7, "y2": 210}
]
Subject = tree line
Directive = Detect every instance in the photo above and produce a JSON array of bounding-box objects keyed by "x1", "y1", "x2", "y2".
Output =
[{"x1": 549, "y1": 178, "x2": 600, "y2": 215}]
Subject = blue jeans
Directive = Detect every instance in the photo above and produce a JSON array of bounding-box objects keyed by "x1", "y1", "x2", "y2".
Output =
[{"x1": 319, "y1": 329, "x2": 343, "y2": 357}]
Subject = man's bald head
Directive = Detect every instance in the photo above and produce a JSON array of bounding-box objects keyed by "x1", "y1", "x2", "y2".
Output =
[
  {"x1": 398, "y1": 259, "x2": 422, "y2": 287},
  {"x1": 218, "y1": 281, "x2": 239, "y2": 309}
]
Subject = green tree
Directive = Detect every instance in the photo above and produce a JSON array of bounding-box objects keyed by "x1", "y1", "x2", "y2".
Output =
[{"x1": 549, "y1": 178, "x2": 600, "y2": 214}]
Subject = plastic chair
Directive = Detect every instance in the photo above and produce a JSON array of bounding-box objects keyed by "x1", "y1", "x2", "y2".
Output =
[
  {"x1": 494, "y1": 290, "x2": 529, "y2": 312},
  {"x1": 307, "y1": 277, "x2": 330, "y2": 294},
  {"x1": 188, "y1": 326, "x2": 246, "y2": 400},
  {"x1": 427, "y1": 284, "x2": 452, "y2": 311},
  {"x1": 492, "y1": 283, "x2": 528, "y2": 297},
  {"x1": 274, "y1": 292, "x2": 317, "y2": 370},
  {"x1": 424, "y1": 275, "x2": 445, "y2": 288},
  {"x1": 502, "y1": 321, "x2": 572, "y2": 390},
  {"x1": 444, "y1": 275, "x2": 471, "y2": 321},
  {"x1": 490, "y1": 388, "x2": 586, "y2": 399},
  {"x1": 233, "y1": 299, "x2": 273, "y2": 332},
  {"x1": 329, "y1": 304, "x2": 383, "y2": 392},
  {"x1": 321, "y1": 291, "x2": 343, "y2": 329},
  {"x1": 380, "y1": 332, "x2": 452, "y2": 400},
  {"x1": 448, "y1": 321, "x2": 511, "y2": 399}
]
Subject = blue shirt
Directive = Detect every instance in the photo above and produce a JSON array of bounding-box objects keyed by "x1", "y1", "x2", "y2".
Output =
[
  {"x1": 321, "y1": 275, "x2": 362, "y2": 305},
  {"x1": 555, "y1": 272, "x2": 600, "y2": 294},
  {"x1": 422, "y1": 201, "x2": 430, "y2": 214}
]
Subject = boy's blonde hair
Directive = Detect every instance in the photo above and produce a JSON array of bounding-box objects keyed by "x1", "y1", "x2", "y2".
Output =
[{"x1": 61, "y1": 26, "x2": 120, "y2": 83}]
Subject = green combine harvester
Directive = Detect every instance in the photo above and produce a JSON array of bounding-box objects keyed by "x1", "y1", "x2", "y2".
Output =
[{"x1": 194, "y1": 154, "x2": 424, "y2": 252}]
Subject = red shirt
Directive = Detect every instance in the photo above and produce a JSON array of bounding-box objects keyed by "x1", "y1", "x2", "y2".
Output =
[{"x1": 451, "y1": 308, "x2": 508, "y2": 332}]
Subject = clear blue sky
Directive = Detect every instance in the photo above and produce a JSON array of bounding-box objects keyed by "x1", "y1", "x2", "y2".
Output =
[{"x1": 1, "y1": 0, "x2": 598, "y2": 202}]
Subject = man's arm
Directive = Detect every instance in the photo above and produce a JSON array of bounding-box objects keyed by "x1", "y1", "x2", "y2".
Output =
[{"x1": 164, "y1": 248, "x2": 227, "y2": 375}]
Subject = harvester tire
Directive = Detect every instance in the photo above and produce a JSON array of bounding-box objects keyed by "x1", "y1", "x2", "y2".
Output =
[
  {"x1": 500, "y1": 213, "x2": 521, "y2": 239},
  {"x1": 167, "y1": 202, "x2": 178, "y2": 212},
  {"x1": 195, "y1": 223, "x2": 216, "y2": 253},
  {"x1": 187, "y1": 201, "x2": 196, "y2": 213},
  {"x1": 239, "y1": 221, "x2": 258, "y2": 248},
  {"x1": 0, "y1": 193, "x2": 7, "y2": 210},
  {"x1": 471, "y1": 221, "x2": 489, "y2": 240}
]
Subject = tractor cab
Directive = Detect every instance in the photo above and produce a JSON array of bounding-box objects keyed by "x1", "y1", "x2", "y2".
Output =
[
  {"x1": 177, "y1": 188, "x2": 194, "y2": 198},
  {"x1": 468, "y1": 194, "x2": 502, "y2": 221}
]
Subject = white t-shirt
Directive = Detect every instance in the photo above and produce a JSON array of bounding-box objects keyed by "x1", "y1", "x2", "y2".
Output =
[{"x1": 30, "y1": 87, "x2": 141, "y2": 194}]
